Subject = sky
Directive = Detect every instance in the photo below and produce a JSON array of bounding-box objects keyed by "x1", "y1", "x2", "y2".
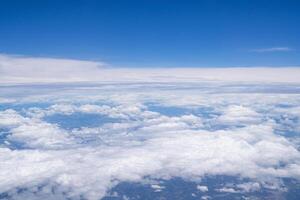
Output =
[
  {"x1": 0, "y1": 0, "x2": 300, "y2": 67},
  {"x1": 1, "y1": 2, "x2": 300, "y2": 199}
]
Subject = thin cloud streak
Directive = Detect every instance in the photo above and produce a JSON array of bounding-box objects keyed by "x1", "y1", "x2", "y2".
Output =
[{"x1": 251, "y1": 47, "x2": 293, "y2": 52}]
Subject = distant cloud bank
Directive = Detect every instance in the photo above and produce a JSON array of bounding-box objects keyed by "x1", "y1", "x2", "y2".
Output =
[
  {"x1": 0, "y1": 54, "x2": 300, "y2": 84},
  {"x1": 0, "y1": 54, "x2": 105, "y2": 83}
]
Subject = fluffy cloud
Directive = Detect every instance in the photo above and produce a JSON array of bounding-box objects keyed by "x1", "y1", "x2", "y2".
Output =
[
  {"x1": 216, "y1": 187, "x2": 239, "y2": 193},
  {"x1": 216, "y1": 105, "x2": 262, "y2": 125},
  {"x1": 1, "y1": 81, "x2": 300, "y2": 199},
  {"x1": 197, "y1": 185, "x2": 209, "y2": 192},
  {"x1": 0, "y1": 109, "x2": 26, "y2": 127},
  {"x1": 0, "y1": 110, "x2": 72, "y2": 149}
]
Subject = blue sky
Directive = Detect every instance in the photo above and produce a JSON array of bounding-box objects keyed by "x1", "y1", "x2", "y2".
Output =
[{"x1": 0, "y1": 0, "x2": 299, "y2": 67}]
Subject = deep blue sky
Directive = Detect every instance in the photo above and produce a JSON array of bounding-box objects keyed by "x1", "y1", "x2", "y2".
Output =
[{"x1": 0, "y1": 0, "x2": 299, "y2": 67}]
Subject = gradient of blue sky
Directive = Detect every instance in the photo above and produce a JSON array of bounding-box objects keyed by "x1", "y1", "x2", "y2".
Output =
[{"x1": 0, "y1": 0, "x2": 299, "y2": 67}]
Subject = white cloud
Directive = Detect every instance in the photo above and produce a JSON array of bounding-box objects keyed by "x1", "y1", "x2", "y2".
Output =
[
  {"x1": 216, "y1": 187, "x2": 239, "y2": 193},
  {"x1": 1, "y1": 102, "x2": 300, "y2": 199},
  {"x1": 236, "y1": 182, "x2": 261, "y2": 192},
  {"x1": 251, "y1": 47, "x2": 293, "y2": 52},
  {"x1": 151, "y1": 184, "x2": 165, "y2": 192},
  {"x1": 1, "y1": 82, "x2": 300, "y2": 199},
  {"x1": 0, "y1": 54, "x2": 106, "y2": 84},
  {"x1": 0, "y1": 109, "x2": 26, "y2": 127},
  {"x1": 216, "y1": 105, "x2": 262, "y2": 125},
  {"x1": 201, "y1": 195, "x2": 211, "y2": 200},
  {"x1": 1, "y1": 54, "x2": 300, "y2": 84},
  {"x1": 0, "y1": 110, "x2": 73, "y2": 149},
  {"x1": 197, "y1": 185, "x2": 208, "y2": 192}
]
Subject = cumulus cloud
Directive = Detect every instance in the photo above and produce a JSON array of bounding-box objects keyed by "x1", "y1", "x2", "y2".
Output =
[
  {"x1": 216, "y1": 187, "x2": 239, "y2": 193},
  {"x1": 1, "y1": 85, "x2": 300, "y2": 199},
  {"x1": 1, "y1": 77, "x2": 300, "y2": 199},
  {"x1": 236, "y1": 182, "x2": 261, "y2": 192},
  {"x1": 197, "y1": 185, "x2": 209, "y2": 192},
  {"x1": 216, "y1": 105, "x2": 262, "y2": 125},
  {"x1": 0, "y1": 110, "x2": 72, "y2": 149},
  {"x1": 150, "y1": 184, "x2": 165, "y2": 192},
  {"x1": 1, "y1": 122, "x2": 299, "y2": 199}
]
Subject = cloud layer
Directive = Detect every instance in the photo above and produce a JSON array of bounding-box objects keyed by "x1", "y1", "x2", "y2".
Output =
[
  {"x1": 0, "y1": 82, "x2": 300, "y2": 199},
  {"x1": 0, "y1": 54, "x2": 105, "y2": 83},
  {"x1": 1, "y1": 54, "x2": 300, "y2": 84}
]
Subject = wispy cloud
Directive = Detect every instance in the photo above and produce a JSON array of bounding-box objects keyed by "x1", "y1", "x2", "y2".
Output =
[{"x1": 251, "y1": 47, "x2": 293, "y2": 52}]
